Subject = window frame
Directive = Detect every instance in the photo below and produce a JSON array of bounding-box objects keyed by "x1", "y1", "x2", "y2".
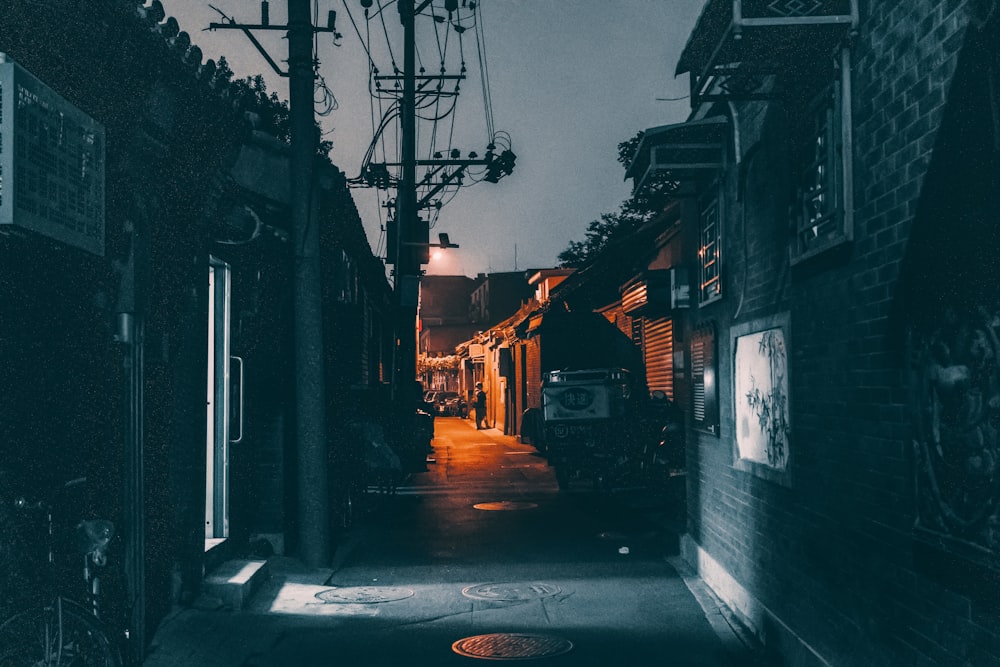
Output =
[
  {"x1": 789, "y1": 47, "x2": 854, "y2": 265},
  {"x1": 697, "y1": 184, "x2": 723, "y2": 305}
]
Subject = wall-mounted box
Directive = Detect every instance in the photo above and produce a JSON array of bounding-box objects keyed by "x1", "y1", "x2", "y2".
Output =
[{"x1": 0, "y1": 54, "x2": 105, "y2": 255}]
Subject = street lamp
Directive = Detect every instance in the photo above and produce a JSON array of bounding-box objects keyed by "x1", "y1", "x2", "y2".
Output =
[{"x1": 432, "y1": 233, "x2": 459, "y2": 249}]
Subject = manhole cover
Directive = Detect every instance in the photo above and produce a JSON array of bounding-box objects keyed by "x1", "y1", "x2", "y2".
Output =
[
  {"x1": 462, "y1": 582, "x2": 561, "y2": 601},
  {"x1": 315, "y1": 586, "x2": 414, "y2": 604},
  {"x1": 473, "y1": 500, "x2": 538, "y2": 511},
  {"x1": 452, "y1": 633, "x2": 573, "y2": 660}
]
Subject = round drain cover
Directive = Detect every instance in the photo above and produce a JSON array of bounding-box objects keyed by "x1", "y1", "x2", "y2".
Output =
[
  {"x1": 473, "y1": 500, "x2": 538, "y2": 511},
  {"x1": 315, "y1": 586, "x2": 414, "y2": 604},
  {"x1": 462, "y1": 582, "x2": 561, "y2": 601},
  {"x1": 452, "y1": 633, "x2": 573, "y2": 660}
]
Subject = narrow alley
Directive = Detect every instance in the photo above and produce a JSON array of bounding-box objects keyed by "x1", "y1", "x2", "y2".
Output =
[{"x1": 143, "y1": 417, "x2": 754, "y2": 666}]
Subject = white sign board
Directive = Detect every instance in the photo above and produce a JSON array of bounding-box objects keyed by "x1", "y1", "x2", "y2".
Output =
[{"x1": 0, "y1": 55, "x2": 106, "y2": 255}]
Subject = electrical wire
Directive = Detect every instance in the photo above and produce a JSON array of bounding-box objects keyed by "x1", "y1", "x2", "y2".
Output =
[
  {"x1": 344, "y1": 0, "x2": 510, "y2": 232},
  {"x1": 376, "y1": 0, "x2": 398, "y2": 73},
  {"x1": 342, "y1": 0, "x2": 377, "y2": 71},
  {"x1": 473, "y1": 1, "x2": 494, "y2": 142}
]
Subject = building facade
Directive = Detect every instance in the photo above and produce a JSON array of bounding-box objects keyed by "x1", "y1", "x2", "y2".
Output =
[
  {"x1": 625, "y1": 1, "x2": 1000, "y2": 664},
  {"x1": 0, "y1": 1, "x2": 391, "y2": 657}
]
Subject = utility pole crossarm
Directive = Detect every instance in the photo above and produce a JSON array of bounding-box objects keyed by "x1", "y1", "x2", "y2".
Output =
[
  {"x1": 207, "y1": 4, "x2": 339, "y2": 78},
  {"x1": 376, "y1": 159, "x2": 490, "y2": 167},
  {"x1": 375, "y1": 75, "x2": 467, "y2": 81},
  {"x1": 417, "y1": 165, "x2": 467, "y2": 209},
  {"x1": 208, "y1": 22, "x2": 338, "y2": 33},
  {"x1": 209, "y1": 23, "x2": 289, "y2": 77}
]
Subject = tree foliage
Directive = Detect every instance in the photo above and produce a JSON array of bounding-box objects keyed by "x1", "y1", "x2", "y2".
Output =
[
  {"x1": 218, "y1": 57, "x2": 333, "y2": 157},
  {"x1": 417, "y1": 354, "x2": 460, "y2": 374},
  {"x1": 557, "y1": 132, "x2": 678, "y2": 268}
]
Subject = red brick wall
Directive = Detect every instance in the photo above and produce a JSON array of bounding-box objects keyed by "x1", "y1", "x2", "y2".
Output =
[{"x1": 525, "y1": 338, "x2": 542, "y2": 410}]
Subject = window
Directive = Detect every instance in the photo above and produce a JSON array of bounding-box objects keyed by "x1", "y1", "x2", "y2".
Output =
[
  {"x1": 790, "y1": 49, "x2": 853, "y2": 263},
  {"x1": 690, "y1": 324, "x2": 718, "y2": 434},
  {"x1": 698, "y1": 189, "x2": 722, "y2": 304},
  {"x1": 336, "y1": 249, "x2": 357, "y2": 304},
  {"x1": 631, "y1": 316, "x2": 643, "y2": 346}
]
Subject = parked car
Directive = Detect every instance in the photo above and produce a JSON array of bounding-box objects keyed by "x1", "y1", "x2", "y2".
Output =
[
  {"x1": 421, "y1": 390, "x2": 439, "y2": 413},
  {"x1": 432, "y1": 391, "x2": 460, "y2": 416},
  {"x1": 443, "y1": 394, "x2": 468, "y2": 418}
]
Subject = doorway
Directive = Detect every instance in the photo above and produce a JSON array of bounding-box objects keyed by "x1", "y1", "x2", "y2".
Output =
[{"x1": 205, "y1": 258, "x2": 233, "y2": 550}]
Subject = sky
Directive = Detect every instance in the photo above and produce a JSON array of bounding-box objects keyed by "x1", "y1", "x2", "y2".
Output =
[{"x1": 164, "y1": 0, "x2": 706, "y2": 278}]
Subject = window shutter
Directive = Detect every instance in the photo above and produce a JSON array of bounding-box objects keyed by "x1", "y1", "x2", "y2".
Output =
[
  {"x1": 644, "y1": 317, "x2": 674, "y2": 399},
  {"x1": 691, "y1": 324, "x2": 718, "y2": 433}
]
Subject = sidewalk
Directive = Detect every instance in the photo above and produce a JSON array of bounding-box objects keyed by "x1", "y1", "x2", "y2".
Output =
[{"x1": 144, "y1": 419, "x2": 761, "y2": 666}]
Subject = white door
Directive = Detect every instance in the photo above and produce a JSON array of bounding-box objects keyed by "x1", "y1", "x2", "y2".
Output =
[{"x1": 205, "y1": 259, "x2": 232, "y2": 546}]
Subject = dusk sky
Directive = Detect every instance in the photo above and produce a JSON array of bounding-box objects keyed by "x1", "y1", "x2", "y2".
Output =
[{"x1": 165, "y1": 0, "x2": 705, "y2": 277}]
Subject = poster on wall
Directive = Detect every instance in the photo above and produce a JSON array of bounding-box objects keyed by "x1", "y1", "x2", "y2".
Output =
[
  {"x1": 734, "y1": 325, "x2": 790, "y2": 469},
  {"x1": 0, "y1": 56, "x2": 106, "y2": 255}
]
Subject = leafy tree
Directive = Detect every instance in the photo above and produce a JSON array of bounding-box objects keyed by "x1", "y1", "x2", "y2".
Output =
[
  {"x1": 219, "y1": 58, "x2": 333, "y2": 157},
  {"x1": 557, "y1": 132, "x2": 678, "y2": 268}
]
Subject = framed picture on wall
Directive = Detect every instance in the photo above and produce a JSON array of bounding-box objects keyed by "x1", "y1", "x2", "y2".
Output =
[{"x1": 731, "y1": 313, "x2": 791, "y2": 482}]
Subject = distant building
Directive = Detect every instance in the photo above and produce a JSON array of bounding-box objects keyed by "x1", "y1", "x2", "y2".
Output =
[
  {"x1": 418, "y1": 275, "x2": 479, "y2": 358},
  {"x1": 469, "y1": 270, "x2": 536, "y2": 326}
]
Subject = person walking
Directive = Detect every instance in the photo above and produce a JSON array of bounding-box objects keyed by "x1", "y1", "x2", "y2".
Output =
[{"x1": 474, "y1": 382, "x2": 488, "y2": 429}]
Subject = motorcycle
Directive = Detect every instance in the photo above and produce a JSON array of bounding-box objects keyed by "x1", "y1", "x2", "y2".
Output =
[{"x1": 635, "y1": 390, "x2": 685, "y2": 487}]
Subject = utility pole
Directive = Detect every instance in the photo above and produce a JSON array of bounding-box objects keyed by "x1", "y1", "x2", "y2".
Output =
[
  {"x1": 381, "y1": 0, "x2": 514, "y2": 417},
  {"x1": 392, "y1": 0, "x2": 419, "y2": 411},
  {"x1": 288, "y1": 0, "x2": 330, "y2": 567},
  {"x1": 209, "y1": 1, "x2": 338, "y2": 566}
]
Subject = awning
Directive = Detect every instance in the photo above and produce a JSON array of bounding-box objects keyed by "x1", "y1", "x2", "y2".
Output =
[
  {"x1": 677, "y1": 0, "x2": 858, "y2": 106},
  {"x1": 620, "y1": 268, "x2": 689, "y2": 316},
  {"x1": 625, "y1": 116, "x2": 729, "y2": 195}
]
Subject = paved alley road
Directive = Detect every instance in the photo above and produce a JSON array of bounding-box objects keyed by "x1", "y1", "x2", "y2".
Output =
[{"x1": 145, "y1": 418, "x2": 755, "y2": 666}]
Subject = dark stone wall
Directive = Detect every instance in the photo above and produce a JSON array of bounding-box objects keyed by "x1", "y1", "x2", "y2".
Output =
[
  {"x1": 681, "y1": 1, "x2": 1000, "y2": 665},
  {"x1": 0, "y1": 0, "x2": 391, "y2": 652}
]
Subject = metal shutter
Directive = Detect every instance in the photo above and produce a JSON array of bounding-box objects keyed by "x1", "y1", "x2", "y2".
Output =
[
  {"x1": 643, "y1": 317, "x2": 674, "y2": 399},
  {"x1": 691, "y1": 325, "x2": 718, "y2": 432},
  {"x1": 691, "y1": 335, "x2": 705, "y2": 422}
]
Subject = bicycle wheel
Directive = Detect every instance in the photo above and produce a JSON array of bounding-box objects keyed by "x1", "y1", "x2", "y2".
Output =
[{"x1": 0, "y1": 598, "x2": 121, "y2": 667}]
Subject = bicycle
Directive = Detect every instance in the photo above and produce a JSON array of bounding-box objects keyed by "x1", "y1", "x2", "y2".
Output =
[{"x1": 0, "y1": 476, "x2": 122, "y2": 666}]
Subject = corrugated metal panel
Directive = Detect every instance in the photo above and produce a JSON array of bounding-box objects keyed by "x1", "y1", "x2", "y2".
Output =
[
  {"x1": 621, "y1": 281, "x2": 650, "y2": 314},
  {"x1": 644, "y1": 317, "x2": 674, "y2": 399}
]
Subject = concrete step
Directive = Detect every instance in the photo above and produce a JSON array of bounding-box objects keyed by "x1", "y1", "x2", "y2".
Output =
[{"x1": 201, "y1": 559, "x2": 270, "y2": 610}]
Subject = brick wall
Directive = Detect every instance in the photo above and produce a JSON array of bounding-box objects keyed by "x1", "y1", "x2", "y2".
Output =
[
  {"x1": 525, "y1": 338, "x2": 542, "y2": 410},
  {"x1": 682, "y1": 1, "x2": 999, "y2": 665}
]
